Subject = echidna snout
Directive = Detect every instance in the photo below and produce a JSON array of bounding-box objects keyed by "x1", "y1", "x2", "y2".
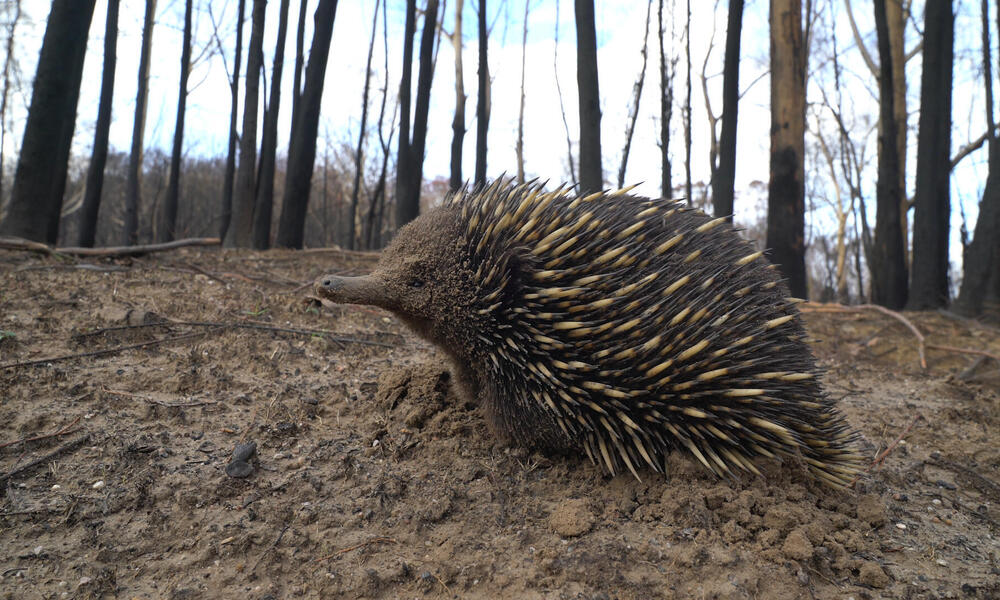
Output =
[{"x1": 315, "y1": 180, "x2": 862, "y2": 487}]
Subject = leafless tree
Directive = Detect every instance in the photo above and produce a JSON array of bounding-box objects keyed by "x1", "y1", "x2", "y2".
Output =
[
  {"x1": 474, "y1": 0, "x2": 490, "y2": 188},
  {"x1": 617, "y1": 1, "x2": 652, "y2": 189},
  {"x1": 1, "y1": 0, "x2": 96, "y2": 242},
  {"x1": 553, "y1": 0, "x2": 576, "y2": 187},
  {"x1": 516, "y1": 0, "x2": 529, "y2": 184},
  {"x1": 0, "y1": 0, "x2": 22, "y2": 216},
  {"x1": 122, "y1": 0, "x2": 156, "y2": 245},
  {"x1": 347, "y1": 0, "x2": 380, "y2": 249},
  {"x1": 449, "y1": 0, "x2": 466, "y2": 192},
  {"x1": 657, "y1": 0, "x2": 676, "y2": 198},
  {"x1": 711, "y1": 0, "x2": 743, "y2": 220},
  {"x1": 158, "y1": 0, "x2": 194, "y2": 243},
  {"x1": 575, "y1": 0, "x2": 602, "y2": 192},
  {"x1": 766, "y1": 0, "x2": 808, "y2": 297},
  {"x1": 216, "y1": 0, "x2": 246, "y2": 241},
  {"x1": 77, "y1": 0, "x2": 118, "y2": 247}
]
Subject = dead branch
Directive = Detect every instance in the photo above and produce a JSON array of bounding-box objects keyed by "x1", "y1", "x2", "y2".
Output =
[
  {"x1": 0, "y1": 433, "x2": 91, "y2": 484},
  {"x1": 314, "y1": 537, "x2": 398, "y2": 562},
  {"x1": 0, "y1": 416, "x2": 82, "y2": 450},
  {"x1": 801, "y1": 302, "x2": 927, "y2": 368},
  {"x1": 0, "y1": 236, "x2": 220, "y2": 257},
  {"x1": 0, "y1": 330, "x2": 212, "y2": 371},
  {"x1": 71, "y1": 319, "x2": 400, "y2": 348}
]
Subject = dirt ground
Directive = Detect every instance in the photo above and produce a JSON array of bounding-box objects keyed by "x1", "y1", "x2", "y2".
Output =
[{"x1": 1, "y1": 246, "x2": 998, "y2": 600}]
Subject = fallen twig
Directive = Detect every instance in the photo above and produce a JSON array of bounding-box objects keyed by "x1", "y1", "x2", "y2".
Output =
[
  {"x1": 0, "y1": 433, "x2": 91, "y2": 484},
  {"x1": 313, "y1": 537, "x2": 398, "y2": 562},
  {"x1": 0, "y1": 330, "x2": 211, "y2": 370},
  {"x1": 0, "y1": 416, "x2": 82, "y2": 450},
  {"x1": 252, "y1": 524, "x2": 290, "y2": 572},
  {"x1": 0, "y1": 236, "x2": 220, "y2": 257},
  {"x1": 801, "y1": 302, "x2": 927, "y2": 368},
  {"x1": 73, "y1": 319, "x2": 399, "y2": 348},
  {"x1": 102, "y1": 388, "x2": 215, "y2": 408},
  {"x1": 850, "y1": 415, "x2": 924, "y2": 488}
]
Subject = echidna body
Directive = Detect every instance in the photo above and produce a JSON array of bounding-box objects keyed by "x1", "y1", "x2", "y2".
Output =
[{"x1": 317, "y1": 180, "x2": 861, "y2": 486}]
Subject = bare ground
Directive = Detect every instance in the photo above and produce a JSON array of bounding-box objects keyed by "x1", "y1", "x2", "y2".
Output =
[{"x1": 1, "y1": 247, "x2": 998, "y2": 599}]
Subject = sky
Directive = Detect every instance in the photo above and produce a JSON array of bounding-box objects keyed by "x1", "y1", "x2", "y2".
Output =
[{"x1": 0, "y1": 0, "x2": 993, "y2": 271}]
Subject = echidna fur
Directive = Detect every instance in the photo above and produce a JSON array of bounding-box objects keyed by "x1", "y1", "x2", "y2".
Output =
[{"x1": 316, "y1": 179, "x2": 862, "y2": 487}]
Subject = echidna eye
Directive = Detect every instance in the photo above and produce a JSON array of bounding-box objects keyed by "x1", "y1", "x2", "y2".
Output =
[{"x1": 410, "y1": 279, "x2": 424, "y2": 289}]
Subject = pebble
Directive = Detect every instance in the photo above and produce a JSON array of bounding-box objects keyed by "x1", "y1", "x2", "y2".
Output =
[
  {"x1": 932, "y1": 499, "x2": 942, "y2": 506},
  {"x1": 232, "y1": 441, "x2": 257, "y2": 462},
  {"x1": 78, "y1": 577, "x2": 91, "y2": 585},
  {"x1": 51, "y1": 485, "x2": 60, "y2": 491},
  {"x1": 225, "y1": 460, "x2": 254, "y2": 478},
  {"x1": 92, "y1": 481, "x2": 105, "y2": 490},
  {"x1": 936, "y1": 559, "x2": 948, "y2": 566},
  {"x1": 895, "y1": 523, "x2": 906, "y2": 530}
]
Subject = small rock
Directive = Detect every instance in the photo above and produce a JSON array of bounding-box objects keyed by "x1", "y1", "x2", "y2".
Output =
[
  {"x1": 232, "y1": 441, "x2": 257, "y2": 462},
  {"x1": 92, "y1": 480, "x2": 105, "y2": 490},
  {"x1": 858, "y1": 561, "x2": 889, "y2": 588},
  {"x1": 781, "y1": 528, "x2": 813, "y2": 561},
  {"x1": 935, "y1": 559, "x2": 948, "y2": 567},
  {"x1": 895, "y1": 522, "x2": 906, "y2": 530},
  {"x1": 932, "y1": 499, "x2": 941, "y2": 506},
  {"x1": 51, "y1": 485, "x2": 60, "y2": 491},
  {"x1": 225, "y1": 460, "x2": 254, "y2": 478},
  {"x1": 78, "y1": 577, "x2": 92, "y2": 586},
  {"x1": 935, "y1": 479, "x2": 957, "y2": 491},
  {"x1": 549, "y1": 498, "x2": 595, "y2": 537}
]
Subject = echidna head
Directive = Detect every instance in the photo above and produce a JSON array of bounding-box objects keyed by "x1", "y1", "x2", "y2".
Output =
[{"x1": 315, "y1": 207, "x2": 476, "y2": 345}]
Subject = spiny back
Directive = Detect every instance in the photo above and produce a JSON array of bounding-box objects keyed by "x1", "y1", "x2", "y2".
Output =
[{"x1": 446, "y1": 180, "x2": 860, "y2": 486}]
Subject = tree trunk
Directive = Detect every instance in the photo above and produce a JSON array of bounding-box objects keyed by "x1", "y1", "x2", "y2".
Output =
[
  {"x1": 220, "y1": 0, "x2": 246, "y2": 241},
  {"x1": 396, "y1": 0, "x2": 439, "y2": 229},
  {"x1": 712, "y1": 0, "x2": 743, "y2": 220},
  {"x1": 291, "y1": 0, "x2": 309, "y2": 131},
  {"x1": 0, "y1": 0, "x2": 95, "y2": 243},
  {"x1": 366, "y1": 3, "x2": 393, "y2": 249},
  {"x1": 617, "y1": 1, "x2": 651, "y2": 189},
  {"x1": 516, "y1": 0, "x2": 529, "y2": 185},
  {"x1": 907, "y1": 0, "x2": 953, "y2": 309},
  {"x1": 275, "y1": 0, "x2": 339, "y2": 248},
  {"x1": 252, "y1": 0, "x2": 292, "y2": 250},
  {"x1": 683, "y1": 0, "x2": 692, "y2": 204},
  {"x1": 158, "y1": 0, "x2": 193, "y2": 243},
  {"x1": 953, "y1": 0, "x2": 995, "y2": 316},
  {"x1": 657, "y1": 0, "x2": 673, "y2": 198},
  {"x1": 122, "y1": 0, "x2": 156, "y2": 246},
  {"x1": 474, "y1": 0, "x2": 490, "y2": 189},
  {"x1": 76, "y1": 0, "x2": 119, "y2": 247},
  {"x1": 0, "y1": 1, "x2": 23, "y2": 220},
  {"x1": 765, "y1": 0, "x2": 807, "y2": 298},
  {"x1": 394, "y1": 0, "x2": 417, "y2": 229},
  {"x1": 575, "y1": 0, "x2": 602, "y2": 193},
  {"x1": 886, "y1": 0, "x2": 908, "y2": 259},
  {"x1": 449, "y1": 0, "x2": 465, "y2": 192},
  {"x1": 347, "y1": 0, "x2": 380, "y2": 250},
  {"x1": 871, "y1": 0, "x2": 908, "y2": 309},
  {"x1": 553, "y1": 0, "x2": 576, "y2": 187},
  {"x1": 225, "y1": 0, "x2": 266, "y2": 248}
]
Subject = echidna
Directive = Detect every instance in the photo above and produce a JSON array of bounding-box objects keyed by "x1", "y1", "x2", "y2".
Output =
[{"x1": 316, "y1": 180, "x2": 861, "y2": 486}]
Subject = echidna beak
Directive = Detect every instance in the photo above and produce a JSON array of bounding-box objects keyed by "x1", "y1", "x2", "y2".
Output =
[{"x1": 314, "y1": 274, "x2": 385, "y2": 308}]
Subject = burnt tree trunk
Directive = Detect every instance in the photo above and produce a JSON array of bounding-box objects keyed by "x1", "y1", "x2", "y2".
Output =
[
  {"x1": 0, "y1": 1, "x2": 22, "y2": 214},
  {"x1": 291, "y1": 0, "x2": 308, "y2": 131},
  {"x1": 395, "y1": 0, "x2": 439, "y2": 229},
  {"x1": 76, "y1": 0, "x2": 119, "y2": 247},
  {"x1": 871, "y1": 0, "x2": 908, "y2": 309},
  {"x1": 765, "y1": 0, "x2": 807, "y2": 298},
  {"x1": 123, "y1": 0, "x2": 156, "y2": 245},
  {"x1": 449, "y1": 0, "x2": 465, "y2": 192},
  {"x1": 0, "y1": 0, "x2": 95, "y2": 243},
  {"x1": 474, "y1": 0, "x2": 489, "y2": 189},
  {"x1": 395, "y1": 0, "x2": 417, "y2": 228},
  {"x1": 365, "y1": 2, "x2": 393, "y2": 249},
  {"x1": 275, "y1": 0, "x2": 339, "y2": 248},
  {"x1": 657, "y1": 0, "x2": 673, "y2": 198},
  {"x1": 347, "y1": 0, "x2": 380, "y2": 250},
  {"x1": 225, "y1": 0, "x2": 266, "y2": 248},
  {"x1": 953, "y1": 0, "x2": 996, "y2": 316},
  {"x1": 517, "y1": 0, "x2": 529, "y2": 185},
  {"x1": 617, "y1": 1, "x2": 651, "y2": 189},
  {"x1": 158, "y1": 0, "x2": 193, "y2": 243},
  {"x1": 712, "y1": 0, "x2": 743, "y2": 220},
  {"x1": 683, "y1": 0, "x2": 692, "y2": 204},
  {"x1": 907, "y1": 0, "x2": 953, "y2": 309},
  {"x1": 219, "y1": 0, "x2": 246, "y2": 240},
  {"x1": 252, "y1": 0, "x2": 292, "y2": 250},
  {"x1": 575, "y1": 0, "x2": 602, "y2": 193}
]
